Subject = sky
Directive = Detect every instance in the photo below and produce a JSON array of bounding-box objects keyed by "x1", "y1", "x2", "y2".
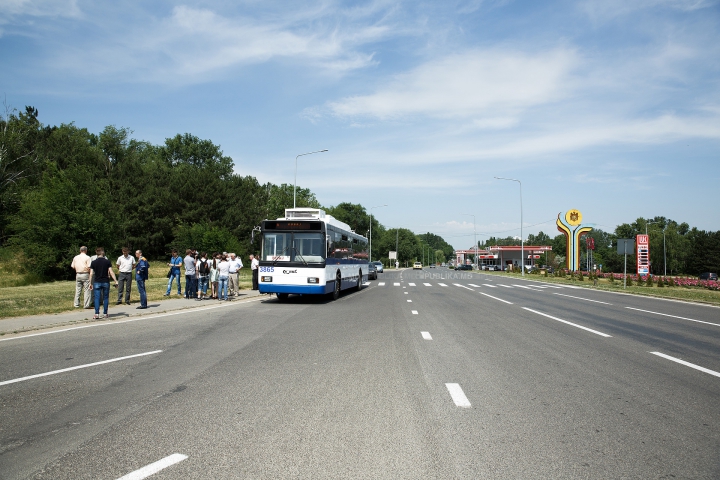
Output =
[{"x1": 1, "y1": 0, "x2": 719, "y2": 249}]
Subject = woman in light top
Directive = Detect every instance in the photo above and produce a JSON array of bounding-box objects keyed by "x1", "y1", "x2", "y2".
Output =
[
  {"x1": 217, "y1": 254, "x2": 231, "y2": 301},
  {"x1": 209, "y1": 253, "x2": 220, "y2": 299}
]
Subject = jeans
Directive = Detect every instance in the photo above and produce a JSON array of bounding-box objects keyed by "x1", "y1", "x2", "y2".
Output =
[
  {"x1": 166, "y1": 270, "x2": 181, "y2": 295},
  {"x1": 218, "y1": 276, "x2": 228, "y2": 300},
  {"x1": 185, "y1": 275, "x2": 197, "y2": 298},
  {"x1": 136, "y1": 275, "x2": 147, "y2": 307},
  {"x1": 74, "y1": 273, "x2": 91, "y2": 307},
  {"x1": 198, "y1": 276, "x2": 209, "y2": 295},
  {"x1": 93, "y1": 282, "x2": 110, "y2": 315},
  {"x1": 117, "y1": 272, "x2": 133, "y2": 303}
]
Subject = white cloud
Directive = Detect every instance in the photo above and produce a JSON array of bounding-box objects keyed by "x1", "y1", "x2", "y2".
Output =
[
  {"x1": 326, "y1": 48, "x2": 577, "y2": 120},
  {"x1": 581, "y1": 0, "x2": 718, "y2": 21}
]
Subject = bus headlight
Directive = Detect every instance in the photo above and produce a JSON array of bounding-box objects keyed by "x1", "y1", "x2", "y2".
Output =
[
  {"x1": 307, "y1": 277, "x2": 319, "y2": 284},
  {"x1": 261, "y1": 276, "x2": 272, "y2": 282}
]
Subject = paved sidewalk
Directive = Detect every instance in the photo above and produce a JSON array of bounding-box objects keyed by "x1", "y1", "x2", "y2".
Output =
[{"x1": 0, "y1": 290, "x2": 265, "y2": 335}]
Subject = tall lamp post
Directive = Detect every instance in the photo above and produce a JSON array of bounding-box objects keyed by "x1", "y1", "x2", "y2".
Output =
[
  {"x1": 369, "y1": 204, "x2": 387, "y2": 262},
  {"x1": 294, "y1": 149, "x2": 328, "y2": 209},
  {"x1": 462, "y1": 214, "x2": 477, "y2": 270},
  {"x1": 494, "y1": 177, "x2": 524, "y2": 276}
]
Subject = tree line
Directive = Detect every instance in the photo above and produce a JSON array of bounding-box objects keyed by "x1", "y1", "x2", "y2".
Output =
[{"x1": 0, "y1": 106, "x2": 453, "y2": 280}]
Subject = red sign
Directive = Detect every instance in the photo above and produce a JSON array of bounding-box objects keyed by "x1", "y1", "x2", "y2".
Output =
[
  {"x1": 636, "y1": 234, "x2": 650, "y2": 275},
  {"x1": 587, "y1": 237, "x2": 595, "y2": 250}
]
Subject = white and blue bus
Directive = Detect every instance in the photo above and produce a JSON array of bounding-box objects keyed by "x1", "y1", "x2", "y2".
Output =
[{"x1": 259, "y1": 208, "x2": 369, "y2": 301}]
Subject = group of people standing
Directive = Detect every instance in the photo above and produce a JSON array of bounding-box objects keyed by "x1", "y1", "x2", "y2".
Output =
[
  {"x1": 70, "y1": 246, "x2": 149, "y2": 319},
  {"x1": 166, "y1": 249, "x2": 247, "y2": 301},
  {"x1": 71, "y1": 246, "x2": 260, "y2": 319}
]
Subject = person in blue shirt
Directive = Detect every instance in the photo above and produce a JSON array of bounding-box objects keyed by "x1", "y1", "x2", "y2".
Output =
[
  {"x1": 164, "y1": 249, "x2": 182, "y2": 296},
  {"x1": 135, "y1": 250, "x2": 150, "y2": 309}
]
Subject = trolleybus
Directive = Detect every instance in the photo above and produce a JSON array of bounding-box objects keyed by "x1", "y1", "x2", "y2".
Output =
[{"x1": 259, "y1": 208, "x2": 369, "y2": 301}]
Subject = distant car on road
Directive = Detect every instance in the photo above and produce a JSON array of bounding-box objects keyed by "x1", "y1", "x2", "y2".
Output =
[
  {"x1": 372, "y1": 261, "x2": 384, "y2": 273},
  {"x1": 413, "y1": 262, "x2": 423, "y2": 270},
  {"x1": 455, "y1": 264, "x2": 472, "y2": 271},
  {"x1": 699, "y1": 272, "x2": 718, "y2": 281},
  {"x1": 429, "y1": 264, "x2": 436, "y2": 268},
  {"x1": 368, "y1": 262, "x2": 377, "y2": 280}
]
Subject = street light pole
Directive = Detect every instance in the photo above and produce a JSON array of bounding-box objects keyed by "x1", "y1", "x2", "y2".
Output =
[
  {"x1": 294, "y1": 149, "x2": 328, "y2": 209},
  {"x1": 369, "y1": 204, "x2": 387, "y2": 262},
  {"x1": 462, "y1": 214, "x2": 477, "y2": 270},
  {"x1": 494, "y1": 177, "x2": 523, "y2": 276}
]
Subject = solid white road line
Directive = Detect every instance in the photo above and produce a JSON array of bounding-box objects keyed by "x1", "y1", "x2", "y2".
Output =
[
  {"x1": 497, "y1": 284, "x2": 513, "y2": 288},
  {"x1": 468, "y1": 284, "x2": 481, "y2": 287},
  {"x1": 116, "y1": 453, "x2": 188, "y2": 480},
  {"x1": 650, "y1": 352, "x2": 720, "y2": 378},
  {"x1": 478, "y1": 292, "x2": 513, "y2": 304},
  {"x1": 445, "y1": 383, "x2": 471, "y2": 408},
  {"x1": 0, "y1": 350, "x2": 163, "y2": 387},
  {"x1": 412, "y1": 310, "x2": 418, "y2": 315},
  {"x1": 482, "y1": 284, "x2": 497, "y2": 288},
  {"x1": 394, "y1": 282, "x2": 401, "y2": 286},
  {"x1": 453, "y1": 283, "x2": 474, "y2": 290},
  {"x1": 409, "y1": 283, "x2": 416, "y2": 286},
  {"x1": 438, "y1": 283, "x2": 448, "y2": 287},
  {"x1": 522, "y1": 308, "x2": 612, "y2": 337},
  {"x1": 423, "y1": 283, "x2": 432, "y2": 286},
  {"x1": 553, "y1": 293, "x2": 613, "y2": 305},
  {"x1": 0, "y1": 298, "x2": 265, "y2": 343},
  {"x1": 626, "y1": 307, "x2": 720, "y2": 328},
  {"x1": 421, "y1": 331, "x2": 432, "y2": 340},
  {"x1": 378, "y1": 282, "x2": 385, "y2": 286}
]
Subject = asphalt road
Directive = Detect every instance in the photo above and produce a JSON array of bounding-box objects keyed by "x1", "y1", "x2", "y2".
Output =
[{"x1": 1, "y1": 268, "x2": 719, "y2": 479}]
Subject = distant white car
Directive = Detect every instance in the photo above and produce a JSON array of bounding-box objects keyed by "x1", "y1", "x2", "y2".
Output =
[
  {"x1": 413, "y1": 262, "x2": 423, "y2": 270},
  {"x1": 372, "y1": 261, "x2": 384, "y2": 273}
]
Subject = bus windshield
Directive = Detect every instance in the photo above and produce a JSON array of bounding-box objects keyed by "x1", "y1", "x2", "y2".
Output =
[{"x1": 263, "y1": 232, "x2": 325, "y2": 263}]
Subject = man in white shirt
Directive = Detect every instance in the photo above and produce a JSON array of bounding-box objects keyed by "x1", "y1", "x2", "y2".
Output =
[
  {"x1": 70, "y1": 246, "x2": 92, "y2": 308},
  {"x1": 228, "y1": 253, "x2": 243, "y2": 297},
  {"x1": 116, "y1": 247, "x2": 136, "y2": 305},
  {"x1": 250, "y1": 254, "x2": 259, "y2": 290}
]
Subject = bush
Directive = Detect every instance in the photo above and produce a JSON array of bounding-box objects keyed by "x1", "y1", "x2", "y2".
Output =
[
  {"x1": 578, "y1": 271, "x2": 584, "y2": 281},
  {"x1": 657, "y1": 276, "x2": 664, "y2": 288},
  {"x1": 625, "y1": 275, "x2": 633, "y2": 286},
  {"x1": 647, "y1": 274, "x2": 654, "y2": 287},
  {"x1": 608, "y1": 272, "x2": 615, "y2": 283}
]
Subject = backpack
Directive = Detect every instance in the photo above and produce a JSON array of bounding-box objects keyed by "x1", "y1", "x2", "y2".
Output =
[{"x1": 199, "y1": 259, "x2": 210, "y2": 275}]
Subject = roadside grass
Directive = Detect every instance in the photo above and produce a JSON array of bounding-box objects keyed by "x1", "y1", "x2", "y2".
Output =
[
  {"x1": 0, "y1": 263, "x2": 252, "y2": 319},
  {"x1": 480, "y1": 270, "x2": 720, "y2": 306}
]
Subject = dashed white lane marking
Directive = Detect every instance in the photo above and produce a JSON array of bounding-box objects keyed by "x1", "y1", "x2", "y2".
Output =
[
  {"x1": 650, "y1": 352, "x2": 720, "y2": 378},
  {"x1": 421, "y1": 331, "x2": 432, "y2": 340},
  {"x1": 478, "y1": 292, "x2": 513, "y2": 304},
  {"x1": 407, "y1": 300, "x2": 413, "y2": 302},
  {"x1": 404, "y1": 292, "x2": 408, "y2": 295},
  {"x1": 626, "y1": 307, "x2": 720, "y2": 328},
  {"x1": 411, "y1": 310, "x2": 418, "y2": 315},
  {"x1": 453, "y1": 283, "x2": 474, "y2": 291},
  {"x1": 0, "y1": 350, "x2": 163, "y2": 387},
  {"x1": 117, "y1": 453, "x2": 188, "y2": 480},
  {"x1": 522, "y1": 308, "x2": 612, "y2": 337},
  {"x1": 378, "y1": 282, "x2": 386, "y2": 286},
  {"x1": 553, "y1": 293, "x2": 613, "y2": 305},
  {"x1": 363, "y1": 282, "x2": 370, "y2": 286},
  {"x1": 468, "y1": 284, "x2": 481, "y2": 287},
  {"x1": 409, "y1": 283, "x2": 416, "y2": 286},
  {"x1": 438, "y1": 283, "x2": 448, "y2": 287},
  {"x1": 394, "y1": 282, "x2": 401, "y2": 286},
  {"x1": 513, "y1": 284, "x2": 543, "y2": 291},
  {"x1": 482, "y1": 284, "x2": 497, "y2": 288},
  {"x1": 497, "y1": 284, "x2": 513, "y2": 288},
  {"x1": 445, "y1": 383, "x2": 471, "y2": 408},
  {"x1": 423, "y1": 283, "x2": 432, "y2": 286}
]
